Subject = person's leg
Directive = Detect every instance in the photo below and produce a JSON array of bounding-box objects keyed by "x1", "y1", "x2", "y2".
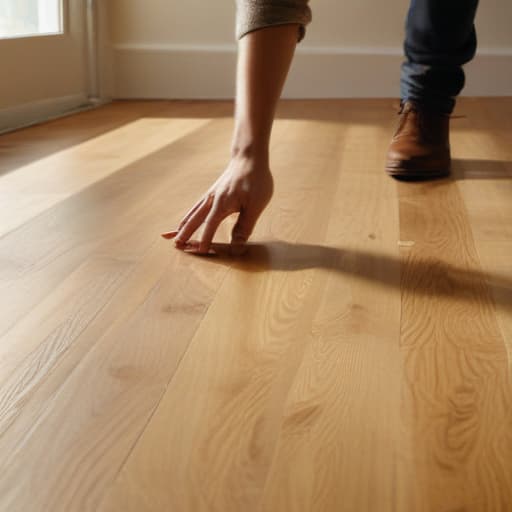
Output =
[
  {"x1": 385, "y1": 0, "x2": 480, "y2": 179},
  {"x1": 400, "y1": 0, "x2": 479, "y2": 114}
]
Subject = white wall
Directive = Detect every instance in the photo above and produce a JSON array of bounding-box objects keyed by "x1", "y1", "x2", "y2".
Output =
[{"x1": 109, "y1": 0, "x2": 512, "y2": 99}]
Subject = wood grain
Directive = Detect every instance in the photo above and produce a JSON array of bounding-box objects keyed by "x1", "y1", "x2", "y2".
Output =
[
  {"x1": 97, "y1": 114, "x2": 350, "y2": 512},
  {"x1": 397, "y1": 175, "x2": 512, "y2": 511},
  {"x1": 0, "y1": 98, "x2": 510, "y2": 512},
  {"x1": 0, "y1": 112, "x2": 230, "y2": 339},
  {"x1": 451, "y1": 98, "x2": 512, "y2": 364}
]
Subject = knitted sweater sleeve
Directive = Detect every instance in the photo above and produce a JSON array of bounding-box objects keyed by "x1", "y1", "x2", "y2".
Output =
[{"x1": 235, "y1": 0, "x2": 312, "y2": 44}]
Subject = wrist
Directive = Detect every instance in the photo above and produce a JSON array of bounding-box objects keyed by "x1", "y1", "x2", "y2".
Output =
[{"x1": 230, "y1": 141, "x2": 269, "y2": 163}]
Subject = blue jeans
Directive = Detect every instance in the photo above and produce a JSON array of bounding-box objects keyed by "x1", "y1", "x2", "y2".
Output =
[{"x1": 400, "y1": 0, "x2": 479, "y2": 114}]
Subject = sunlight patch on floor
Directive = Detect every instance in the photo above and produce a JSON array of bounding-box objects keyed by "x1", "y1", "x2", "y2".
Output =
[{"x1": 0, "y1": 117, "x2": 211, "y2": 237}]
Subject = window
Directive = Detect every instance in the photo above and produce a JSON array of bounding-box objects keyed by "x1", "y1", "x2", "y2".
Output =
[{"x1": 0, "y1": 0, "x2": 62, "y2": 39}]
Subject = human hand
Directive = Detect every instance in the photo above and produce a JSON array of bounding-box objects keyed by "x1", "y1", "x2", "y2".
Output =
[{"x1": 161, "y1": 156, "x2": 274, "y2": 256}]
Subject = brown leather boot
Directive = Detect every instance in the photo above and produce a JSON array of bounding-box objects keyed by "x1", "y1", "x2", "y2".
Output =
[{"x1": 385, "y1": 100, "x2": 451, "y2": 179}]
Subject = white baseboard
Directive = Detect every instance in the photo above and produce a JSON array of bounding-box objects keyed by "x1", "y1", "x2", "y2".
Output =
[
  {"x1": 0, "y1": 94, "x2": 95, "y2": 134},
  {"x1": 112, "y1": 43, "x2": 512, "y2": 99}
]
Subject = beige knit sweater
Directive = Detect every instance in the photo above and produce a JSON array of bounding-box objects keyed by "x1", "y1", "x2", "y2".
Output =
[{"x1": 235, "y1": 0, "x2": 312, "y2": 43}]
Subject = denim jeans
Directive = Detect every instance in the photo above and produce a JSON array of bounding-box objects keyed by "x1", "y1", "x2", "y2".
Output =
[{"x1": 400, "y1": 0, "x2": 480, "y2": 114}]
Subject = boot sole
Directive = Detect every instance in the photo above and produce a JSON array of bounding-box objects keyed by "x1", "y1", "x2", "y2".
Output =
[
  {"x1": 385, "y1": 167, "x2": 450, "y2": 180},
  {"x1": 385, "y1": 160, "x2": 451, "y2": 180}
]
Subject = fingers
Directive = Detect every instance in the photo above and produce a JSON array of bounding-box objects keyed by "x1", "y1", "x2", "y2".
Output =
[
  {"x1": 174, "y1": 195, "x2": 214, "y2": 247},
  {"x1": 178, "y1": 195, "x2": 209, "y2": 231},
  {"x1": 163, "y1": 187, "x2": 262, "y2": 257},
  {"x1": 161, "y1": 195, "x2": 208, "y2": 239},
  {"x1": 228, "y1": 208, "x2": 259, "y2": 256},
  {"x1": 231, "y1": 207, "x2": 258, "y2": 243},
  {"x1": 197, "y1": 204, "x2": 227, "y2": 254}
]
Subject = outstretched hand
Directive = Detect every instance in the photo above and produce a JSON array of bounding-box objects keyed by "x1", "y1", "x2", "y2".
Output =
[{"x1": 161, "y1": 156, "x2": 274, "y2": 256}]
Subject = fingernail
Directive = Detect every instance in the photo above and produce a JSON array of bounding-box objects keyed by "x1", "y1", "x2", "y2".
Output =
[
  {"x1": 161, "y1": 230, "x2": 179, "y2": 239},
  {"x1": 186, "y1": 245, "x2": 216, "y2": 255}
]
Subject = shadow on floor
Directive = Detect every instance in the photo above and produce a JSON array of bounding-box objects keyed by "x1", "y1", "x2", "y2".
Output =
[
  {"x1": 451, "y1": 158, "x2": 512, "y2": 180},
  {"x1": 182, "y1": 240, "x2": 512, "y2": 312},
  {"x1": 387, "y1": 159, "x2": 512, "y2": 182}
]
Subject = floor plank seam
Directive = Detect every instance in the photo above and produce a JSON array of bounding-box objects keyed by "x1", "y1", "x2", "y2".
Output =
[
  {"x1": 94, "y1": 259, "x2": 234, "y2": 511},
  {"x1": 0, "y1": 239, "x2": 161, "y2": 451}
]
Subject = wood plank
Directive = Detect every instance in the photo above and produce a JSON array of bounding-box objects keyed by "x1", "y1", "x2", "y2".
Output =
[
  {"x1": 451, "y1": 98, "x2": 512, "y2": 364},
  {"x1": 0, "y1": 117, "x2": 235, "y2": 442},
  {"x1": 97, "y1": 106, "x2": 407, "y2": 512},
  {"x1": 0, "y1": 107, "x2": 238, "y2": 511},
  {"x1": 0, "y1": 98, "x2": 511, "y2": 512},
  {"x1": 259, "y1": 118, "x2": 406, "y2": 512},
  {"x1": 0, "y1": 116, "x2": 233, "y2": 340},
  {"x1": 0, "y1": 116, "x2": 210, "y2": 237},
  {"x1": 396, "y1": 171, "x2": 512, "y2": 511},
  {"x1": 0, "y1": 240, "x2": 229, "y2": 512},
  {"x1": 0, "y1": 100, "x2": 232, "y2": 179},
  {"x1": 0, "y1": 253, "x2": 134, "y2": 435},
  {"x1": 0, "y1": 108, "x2": 311, "y2": 511}
]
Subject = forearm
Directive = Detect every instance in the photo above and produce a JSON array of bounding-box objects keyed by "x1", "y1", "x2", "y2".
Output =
[{"x1": 230, "y1": 23, "x2": 300, "y2": 162}]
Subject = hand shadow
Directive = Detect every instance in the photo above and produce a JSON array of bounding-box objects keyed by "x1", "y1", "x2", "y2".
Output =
[{"x1": 184, "y1": 239, "x2": 512, "y2": 313}]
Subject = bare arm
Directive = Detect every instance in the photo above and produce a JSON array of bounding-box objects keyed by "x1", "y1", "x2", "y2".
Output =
[
  {"x1": 162, "y1": 23, "x2": 301, "y2": 255},
  {"x1": 230, "y1": 22, "x2": 303, "y2": 162}
]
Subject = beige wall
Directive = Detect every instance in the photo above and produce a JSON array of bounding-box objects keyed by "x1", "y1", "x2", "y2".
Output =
[
  {"x1": 2, "y1": 0, "x2": 510, "y2": 121},
  {"x1": 107, "y1": 0, "x2": 512, "y2": 100},
  {"x1": 110, "y1": 0, "x2": 512, "y2": 49}
]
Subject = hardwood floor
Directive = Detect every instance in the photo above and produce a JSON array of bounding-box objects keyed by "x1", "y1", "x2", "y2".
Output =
[{"x1": 0, "y1": 98, "x2": 510, "y2": 511}]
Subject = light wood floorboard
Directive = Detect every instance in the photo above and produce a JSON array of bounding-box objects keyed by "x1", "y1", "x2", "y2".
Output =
[{"x1": 0, "y1": 98, "x2": 510, "y2": 512}]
